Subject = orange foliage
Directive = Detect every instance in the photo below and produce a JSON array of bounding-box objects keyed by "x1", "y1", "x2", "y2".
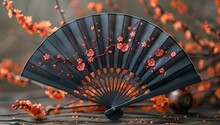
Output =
[
  {"x1": 45, "y1": 87, "x2": 67, "y2": 101},
  {"x1": 3, "y1": 0, "x2": 57, "y2": 37},
  {"x1": 87, "y1": 2, "x2": 104, "y2": 13},
  {"x1": 151, "y1": 94, "x2": 169, "y2": 114},
  {"x1": 170, "y1": 0, "x2": 188, "y2": 15},
  {"x1": 0, "y1": 58, "x2": 28, "y2": 87},
  {"x1": 12, "y1": 100, "x2": 46, "y2": 120}
]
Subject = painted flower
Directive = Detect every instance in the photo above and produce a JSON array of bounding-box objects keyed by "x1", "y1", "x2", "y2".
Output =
[
  {"x1": 86, "y1": 49, "x2": 95, "y2": 57},
  {"x1": 117, "y1": 36, "x2": 123, "y2": 42},
  {"x1": 90, "y1": 26, "x2": 95, "y2": 30},
  {"x1": 128, "y1": 26, "x2": 132, "y2": 30},
  {"x1": 88, "y1": 57, "x2": 94, "y2": 62},
  {"x1": 77, "y1": 58, "x2": 85, "y2": 71},
  {"x1": 43, "y1": 54, "x2": 50, "y2": 60},
  {"x1": 82, "y1": 43, "x2": 87, "y2": 49},
  {"x1": 56, "y1": 54, "x2": 61, "y2": 59},
  {"x1": 142, "y1": 42, "x2": 147, "y2": 48},
  {"x1": 155, "y1": 49, "x2": 164, "y2": 57},
  {"x1": 147, "y1": 58, "x2": 156, "y2": 67},
  {"x1": 117, "y1": 43, "x2": 129, "y2": 52},
  {"x1": 130, "y1": 31, "x2": 136, "y2": 37},
  {"x1": 171, "y1": 52, "x2": 177, "y2": 57},
  {"x1": 159, "y1": 68, "x2": 165, "y2": 74}
]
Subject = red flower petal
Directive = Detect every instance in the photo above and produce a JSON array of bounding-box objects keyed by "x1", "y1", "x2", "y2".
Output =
[
  {"x1": 155, "y1": 49, "x2": 164, "y2": 57},
  {"x1": 147, "y1": 58, "x2": 156, "y2": 67},
  {"x1": 117, "y1": 36, "x2": 123, "y2": 42},
  {"x1": 171, "y1": 52, "x2": 176, "y2": 57},
  {"x1": 43, "y1": 54, "x2": 50, "y2": 60},
  {"x1": 86, "y1": 49, "x2": 95, "y2": 57}
]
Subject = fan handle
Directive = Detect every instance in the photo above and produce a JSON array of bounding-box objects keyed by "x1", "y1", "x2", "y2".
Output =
[{"x1": 104, "y1": 108, "x2": 124, "y2": 121}]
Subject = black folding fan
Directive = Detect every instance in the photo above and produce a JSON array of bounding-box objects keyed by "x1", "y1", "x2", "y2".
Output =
[{"x1": 21, "y1": 13, "x2": 201, "y2": 120}]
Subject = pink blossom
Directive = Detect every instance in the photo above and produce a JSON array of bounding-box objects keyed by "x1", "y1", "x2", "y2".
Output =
[
  {"x1": 171, "y1": 52, "x2": 176, "y2": 57},
  {"x1": 77, "y1": 58, "x2": 85, "y2": 71},
  {"x1": 108, "y1": 50, "x2": 112, "y2": 54},
  {"x1": 142, "y1": 42, "x2": 147, "y2": 48},
  {"x1": 88, "y1": 57, "x2": 94, "y2": 62},
  {"x1": 82, "y1": 43, "x2": 87, "y2": 48},
  {"x1": 117, "y1": 43, "x2": 129, "y2": 52},
  {"x1": 130, "y1": 31, "x2": 136, "y2": 37},
  {"x1": 77, "y1": 58, "x2": 83, "y2": 63},
  {"x1": 91, "y1": 26, "x2": 94, "y2": 30},
  {"x1": 86, "y1": 49, "x2": 95, "y2": 57},
  {"x1": 117, "y1": 36, "x2": 123, "y2": 42},
  {"x1": 159, "y1": 68, "x2": 165, "y2": 74},
  {"x1": 43, "y1": 54, "x2": 50, "y2": 60},
  {"x1": 56, "y1": 54, "x2": 61, "y2": 59},
  {"x1": 155, "y1": 49, "x2": 164, "y2": 57},
  {"x1": 147, "y1": 58, "x2": 156, "y2": 67}
]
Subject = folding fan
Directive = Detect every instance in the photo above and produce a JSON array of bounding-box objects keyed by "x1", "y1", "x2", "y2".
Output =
[{"x1": 21, "y1": 13, "x2": 201, "y2": 120}]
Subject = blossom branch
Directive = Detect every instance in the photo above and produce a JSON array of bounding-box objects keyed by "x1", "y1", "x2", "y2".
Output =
[
  {"x1": 146, "y1": 0, "x2": 214, "y2": 54},
  {"x1": 3, "y1": 0, "x2": 57, "y2": 37},
  {"x1": 54, "y1": 0, "x2": 66, "y2": 25}
]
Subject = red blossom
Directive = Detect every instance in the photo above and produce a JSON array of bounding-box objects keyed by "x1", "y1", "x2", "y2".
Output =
[
  {"x1": 82, "y1": 43, "x2": 87, "y2": 48},
  {"x1": 151, "y1": 95, "x2": 169, "y2": 114},
  {"x1": 159, "y1": 68, "x2": 165, "y2": 74},
  {"x1": 185, "y1": 30, "x2": 192, "y2": 40},
  {"x1": 43, "y1": 54, "x2": 50, "y2": 60},
  {"x1": 12, "y1": 100, "x2": 45, "y2": 120},
  {"x1": 155, "y1": 49, "x2": 164, "y2": 57},
  {"x1": 87, "y1": 2, "x2": 95, "y2": 10},
  {"x1": 202, "y1": 22, "x2": 212, "y2": 34},
  {"x1": 45, "y1": 87, "x2": 66, "y2": 100},
  {"x1": 160, "y1": 13, "x2": 174, "y2": 24},
  {"x1": 56, "y1": 54, "x2": 61, "y2": 59},
  {"x1": 173, "y1": 21, "x2": 182, "y2": 31},
  {"x1": 117, "y1": 36, "x2": 123, "y2": 42},
  {"x1": 171, "y1": 52, "x2": 177, "y2": 57},
  {"x1": 77, "y1": 58, "x2": 85, "y2": 71},
  {"x1": 117, "y1": 43, "x2": 129, "y2": 52},
  {"x1": 3, "y1": 0, "x2": 57, "y2": 37},
  {"x1": 150, "y1": 0, "x2": 159, "y2": 8},
  {"x1": 88, "y1": 57, "x2": 94, "y2": 62},
  {"x1": 147, "y1": 58, "x2": 156, "y2": 67},
  {"x1": 86, "y1": 49, "x2": 95, "y2": 57},
  {"x1": 130, "y1": 31, "x2": 136, "y2": 37},
  {"x1": 142, "y1": 42, "x2": 147, "y2": 48}
]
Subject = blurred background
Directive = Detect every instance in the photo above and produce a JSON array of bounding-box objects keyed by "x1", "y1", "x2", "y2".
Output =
[{"x1": 0, "y1": 0, "x2": 220, "y2": 116}]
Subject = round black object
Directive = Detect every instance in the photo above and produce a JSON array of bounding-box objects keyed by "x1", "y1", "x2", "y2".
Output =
[{"x1": 105, "y1": 109, "x2": 124, "y2": 121}]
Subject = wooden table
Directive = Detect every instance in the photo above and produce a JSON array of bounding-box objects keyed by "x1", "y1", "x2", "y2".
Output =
[{"x1": 0, "y1": 84, "x2": 220, "y2": 125}]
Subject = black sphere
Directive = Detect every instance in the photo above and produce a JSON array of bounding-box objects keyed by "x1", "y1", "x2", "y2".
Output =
[
  {"x1": 105, "y1": 109, "x2": 124, "y2": 121},
  {"x1": 168, "y1": 89, "x2": 193, "y2": 114}
]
